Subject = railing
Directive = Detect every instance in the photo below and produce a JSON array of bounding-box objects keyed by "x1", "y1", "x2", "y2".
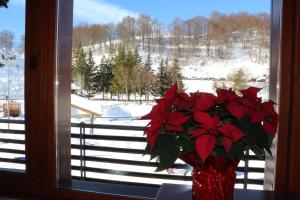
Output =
[
  {"x1": 0, "y1": 119, "x2": 26, "y2": 171},
  {"x1": 0, "y1": 119, "x2": 265, "y2": 189}
]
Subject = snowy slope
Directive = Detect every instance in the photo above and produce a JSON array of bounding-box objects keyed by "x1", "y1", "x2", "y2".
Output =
[{"x1": 92, "y1": 43, "x2": 269, "y2": 80}]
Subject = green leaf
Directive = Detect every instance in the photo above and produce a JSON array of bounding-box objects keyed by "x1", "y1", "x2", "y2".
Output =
[
  {"x1": 144, "y1": 143, "x2": 150, "y2": 156},
  {"x1": 236, "y1": 116, "x2": 276, "y2": 159},
  {"x1": 144, "y1": 143, "x2": 159, "y2": 160},
  {"x1": 228, "y1": 142, "x2": 246, "y2": 160},
  {"x1": 181, "y1": 139, "x2": 195, "y2": 153},
  {"x1": 155, "y1": 133, "x2": 180, "y2": 171}
]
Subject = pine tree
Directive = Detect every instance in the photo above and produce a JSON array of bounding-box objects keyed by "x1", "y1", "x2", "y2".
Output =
[
  {"x1": 164, "y1": 57, "x2": 172, "y2": 86},
  {"x1": 153, "y1": 58, "x2": 170, "y2": 97},
  {"x1": 72, "y1": 43, "x2": 88, "y2": 94},
  {"x1": 110, "y1": 45, "x2": 129, "y2": 100},
  {"x1": 131, "y1": 49, "x2": 143, "y2": 100},
  {"x1": 92, "y1": 56, "x2": 104, "y2": 97},
  {"x1": 93, "y1": 56, "x2": 115, "y2": 99},
  {"x1": 142, "y1": 52, "x2": 154, "y2": 101},
  {"x1": 84, "y1": 48, "x2": 95, "y2": 97},
  {"x1": 169, "y1": 57, "x2": 184, "y2": 91},
  {"x1": 144, "y1": 52, "x2": 152, "y2": 71}
]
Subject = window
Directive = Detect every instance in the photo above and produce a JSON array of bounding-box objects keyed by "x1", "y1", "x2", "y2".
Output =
[
  {"x1": 1, "y1": 0, "x2": 300, "y2": 198},
  {"x1": 0, "y1": 0, "x2": 26, "y2": 171},
  {"x1": 57, "y1": 0, "x2": 273, "y2": 197}
]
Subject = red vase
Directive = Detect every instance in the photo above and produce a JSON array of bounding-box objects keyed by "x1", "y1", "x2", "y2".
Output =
[{"x1": 192, "y1": 156, "x2": 239, "y2": 200}]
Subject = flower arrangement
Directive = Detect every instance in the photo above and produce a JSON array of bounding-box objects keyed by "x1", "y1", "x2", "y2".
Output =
[{"x1": 141, "y1": 84, "x2": 278, "y2": 171}]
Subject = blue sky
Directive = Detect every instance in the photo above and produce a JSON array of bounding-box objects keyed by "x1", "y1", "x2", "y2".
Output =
[{"x1": 1, "y1": 0, "x2": 270, "y2": 46}]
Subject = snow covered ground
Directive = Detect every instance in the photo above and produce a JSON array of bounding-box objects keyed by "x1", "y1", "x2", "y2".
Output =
[{"x1": 0, "y1": 42, "x2": 268, "y2": 190}]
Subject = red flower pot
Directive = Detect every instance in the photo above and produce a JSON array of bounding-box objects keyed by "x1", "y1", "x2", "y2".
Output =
[{"x1": 192, "y1": 156, "x2": 239, "y2": 200}]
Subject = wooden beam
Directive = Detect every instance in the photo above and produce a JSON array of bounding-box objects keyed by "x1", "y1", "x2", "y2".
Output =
[
  {"x1": 274, "y1": 0, "x2": 300, "y2": 192},
  {"x1": 264, "y1": 0, "x2": 282, "y2": 190},
  {"x1": 56, "y1": 0, "x2": 73, "y2": 188},
  {"x1": 24, "y1": 0, "x2": 57, "y2": 196},
  {"x1": 71, "y1": 104, "x2": 102, "y2": 117}
]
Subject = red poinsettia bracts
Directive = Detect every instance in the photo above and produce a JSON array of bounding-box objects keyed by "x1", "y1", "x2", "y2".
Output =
[
  {"x1": 141, "y1": 85, "x2": 190, "y2": 148},
  {"x1": 189, "y1": 92, "x2": 216, "y2": 111},
  {"x1": 189, "y1": 112, "x2": 244, "y2": 162},
  {"x1": 216, "y1": 88, "x2": 238, "y2": 104},
  {"x1": 155, "y1": 84, "x2": 192, "y2": 111},
  {"x1": 218, "y1": 124, "x2": 244, "y2": 153},
  {"x1": 140, "y1": 83, "x2": 279, "y2": 170},
  {"x1": 225, "y1": 87, "x2": 263, "y2": 121},
  {"x1": 261, "y1": 101, "x2": 278, "y2": 135},
  {"x1": 224, "y1": 87, "x2": 279, "y2": 135},
  {"x1": 189, "y1": 112, "x2": 220, "y2": 163}
]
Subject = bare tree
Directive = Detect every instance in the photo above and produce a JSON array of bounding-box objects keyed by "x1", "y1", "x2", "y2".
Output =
[
  {"x1": 151, "y1": 19, "x2": 165, "y2": 54},
  {"x1": 137, "y1": 14, "x2": 152, "y2": 50},
  {"x1": 0, "y1": 30, "x2": 15, "y2": 53},
  {"x1": 106, "y1": 23, "x2": 115, "y2": 45},
  {"x1": 255, "y1": 13, "x2": 270, "y2": 62},
  {"x1": 182, "y1": 16, "x2": 207, "y2": 57},
  {"x1": 170, "y1": 18, "x2": 184, "y2": 56},
  {"x1": 208, "y1": 12, "x2": 231, "y2": 58},
  {"x1": 116, "y1": 16, "x2": 137, "y2": 48}
]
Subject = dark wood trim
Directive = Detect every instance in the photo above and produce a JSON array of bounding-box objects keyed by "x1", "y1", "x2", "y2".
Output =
[
  {"x1": 264, "y1": 0, "x2": 282, "y2": 190},
  {"x1": 24, "y1": 0, "x2": 57, "y2": 196},
  {"x1": 0, "y1": 0, "x2": 28, "y2": 190},
  {"x1": 56, "y1": 0, "x2": 73, "y2": 187},
  {"x1": 0, "y1": 0, "x2": 59, "y2": 196},
  {"x1": 2, "y1": 0, "x2": 300, "y2": 199},
  {"x1": 274, "y1": 0, "x2": 300, "y2": 192}
]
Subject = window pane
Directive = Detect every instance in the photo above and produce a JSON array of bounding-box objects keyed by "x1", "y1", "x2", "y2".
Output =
[
  {"x1": 0, "y1": 1, "x2": 26, "y2": 171},
  {"x1": 70, "y1": 0, "x2": 271, "y2": 195}
]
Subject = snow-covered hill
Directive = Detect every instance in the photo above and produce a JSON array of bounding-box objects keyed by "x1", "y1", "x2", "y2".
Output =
[{"x1": 92, "y1": 42, "x2": 269, "y2": 81}]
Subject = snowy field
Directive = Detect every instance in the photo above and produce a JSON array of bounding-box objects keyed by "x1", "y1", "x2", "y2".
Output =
[
  {"x1": 0, "y1": 44, "x2": 267, "y2": 190},
  {"x1": 0, "y1": 97, "x2": 265, "y2": 190}
]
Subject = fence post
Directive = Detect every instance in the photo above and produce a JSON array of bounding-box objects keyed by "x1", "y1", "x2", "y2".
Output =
[
  {"x1": 79, "y1": 122, "x2": 86, "y2": 180},
  {"x1": 243, "y1": 150, "x2": 250, "y2": 189},
  {"x1": 83, "y1": 122, "x2": 86, "y2": 179}
]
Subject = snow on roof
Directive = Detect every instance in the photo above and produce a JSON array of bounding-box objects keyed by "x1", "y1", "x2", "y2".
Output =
[
  {"x1": 71, "y1": 83, "x2": 80, "y2": 90},
  {"x1": 71, "y1": 94, "x2": 102, "y2": 117}
]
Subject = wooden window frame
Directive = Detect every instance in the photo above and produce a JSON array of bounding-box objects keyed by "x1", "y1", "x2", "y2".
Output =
[{"x1": 0, "y1": 0, "x2": 300, "y2": 199}]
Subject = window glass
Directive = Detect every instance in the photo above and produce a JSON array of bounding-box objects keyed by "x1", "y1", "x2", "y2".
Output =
[
  {"x1": 70, "y1": 0, "x2": 270, "y2": 193},
  {"x1": 0, "y1": 0, "x2": 26, "y2": 171}
]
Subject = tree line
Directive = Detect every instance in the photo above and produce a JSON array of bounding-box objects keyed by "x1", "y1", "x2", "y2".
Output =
[
  {"x1": 0, "y1": 30, "x2": 24, "y2": 54},
  {"x1": 0, "y1": 31, "x2": 15, "y2": 53},
  {"x1": 72, "y1": 44, "x2": 183, "y2": 100},
  {"x1": 73, "y1": 11, "x2": 270, "y2": 62}
]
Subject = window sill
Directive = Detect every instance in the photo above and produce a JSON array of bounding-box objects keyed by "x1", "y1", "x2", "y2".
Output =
[
  {"x1": 68, "y1": 179, "x2": 160, "y2": 200},
  {"x1": 156, "y1": 183, "x2": 300, "y2": 200}
]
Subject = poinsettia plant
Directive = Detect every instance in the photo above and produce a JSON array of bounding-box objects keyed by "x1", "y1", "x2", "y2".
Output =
[{"x1": 141, "y1": 84, "x2": 278, "y2": 171}]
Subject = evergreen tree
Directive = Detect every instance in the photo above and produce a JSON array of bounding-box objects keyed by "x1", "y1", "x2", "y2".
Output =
[
  {"x1": 91, "y1": 57, "x2": 102, "y2": 95},
  {"x1": 72, "y1": 43, "x2": 88, "y2": 94},
  {"x1": 169, "y1": 57, "x2": 184, "y2": 90},
  {"x1": 93, "y1": 56, "x2": 114, "y2": 99},
  {"x1": 110, "y1": 45, "x2": 129, "y2": 100},
  {"x1": 131, "y1": 49, "x2": 143, "y2": 100},
  {"x1": 142, "y1": 52, "x2": 154, "y2": 101},
  {"x1": 145, "y1": 52, "x2": 152, "y2": 71},
  {"x1": 85, "y1": 48, "x2": 95, "y2": 97},
  {"x1": 153, "y1": 58, "x2": 170, "y2": 97}
]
